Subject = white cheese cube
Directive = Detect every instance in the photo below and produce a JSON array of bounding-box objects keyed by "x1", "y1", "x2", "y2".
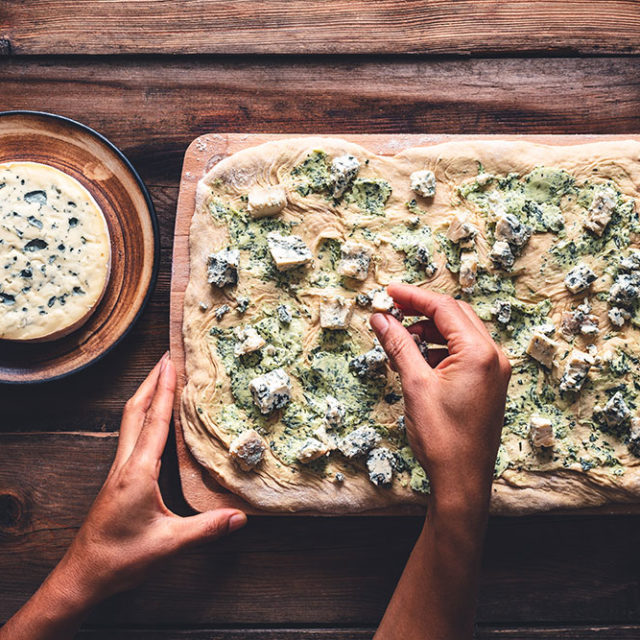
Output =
[
  {"x1": 529, "y1": 416, "x2": 555, "y2": 448},
  {"x1": 247, "y1": 184, "x2": 287, "y2": 218},
  {"x1": 331, "y1": 154, "x2": 360, "y2": 198},
  {"x1": 526, "y1": 331, "x2": 558, "y2": 368},
  {"x1": 349, "y1": 346, "x2": 388, "y2": 377},
  {"x1": 325, "y1": 395, "x2": 345, "y2": 428},
  {"x1": 249, "y1": 368, "x2": 292, "y2": 414},
  {"x1": 338, "y1": 426, "x2": 381, "y2": 459},
  {"x1": 234, "y1": 326, "x2": 266, "y2": 357},
  {"x1": 410, "y1": 169, "x2": 436, "y2": 198},
  {"x1": 584, "y1": 187, "x2": 616, "y2": 236},
  {"x1": 266, "y1": 232, "x2": 313, "y2": 271},
  {"x1": 337, "y1": 240, "x2": 372, "y2": 281},
  {"x1": 296, "y1": 437, "x2": 330, "y2": 464},
  {"x1": 320, "y1": 296, "x2": 354, "y2": 330},
  {"x1": 564, "y1": 263, "x2": 596, "y2": 294},
  {"x1": 447, "y1": 211, "x2": 478, "y2": 246},
  {"x1": 207, "y1": 248, "x2": 239, "y2": 287},
  {"x1": 489, "y1": 240, "x2": 515, "y2": 270},
  {"x1": 559, "y1": 349, "x2": 594, "y2": 392},
  {"x1": 370, "y1": 290, "x2": 395, "y2": 313},
  {"x1": 367, "y1": 447, "x2": 395, "y2": 486},
  {"x1": 229, "y1": 429, "x2": 266, "y2": 471},
  {"x1": 495, "y1": 214, "x2": 531, "y2": 248},
  {"x1": 459, "y1": 252, "x2": 478, "y2": 293}
]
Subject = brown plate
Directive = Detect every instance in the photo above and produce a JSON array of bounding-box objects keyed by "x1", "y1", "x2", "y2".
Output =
[{"x1": 0, "y1": 111, "x2": 159, "y2": 384}]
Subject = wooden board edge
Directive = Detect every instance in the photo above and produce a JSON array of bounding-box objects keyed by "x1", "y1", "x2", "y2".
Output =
[{"x1": 171, "y1": 132, "x2": 640, "y2": 516}]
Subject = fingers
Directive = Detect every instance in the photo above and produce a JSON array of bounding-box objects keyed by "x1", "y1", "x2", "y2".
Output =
[
  {"x1": 131, "y1": 356, "x2": 177, "y2": 471},
  {"x1": 370, "y1": 313, "x2": 434, "y2": 380},
  {"x1": 113, "y1": 354, "x2": 167, "y2": 468},
  {"x1": 405, "y1": 319, "x2": 446, "y2": 345},
  {"x1": 171, "y1": 509, "x2": 247, "y2": 550},
  {"x1": 387, "y1": 284, "x2": 481, "y2": 353}
]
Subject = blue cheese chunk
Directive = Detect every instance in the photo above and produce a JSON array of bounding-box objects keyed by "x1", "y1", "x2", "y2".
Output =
[
  {"x1": 410, "y1": 169, "x2": 436, "y2": 198},
  {"x1": 526, "y1": 331, "x2": 558, "y2": 368},
  {"x1": 331, "y1": 154, "x2": 360, "y2": 198},
  {"x1": 609, "y1": 274, "x2": 640, "y2": 308},
  {"x1": 459, "y1": 252, "x2": 478, "y2": 294},
  {"x1": 337, "y1": 240, "x2": 372, "y2": 280},
  {"x1": 247, "y1": 184, "x2": 287, "y2": 218},
  {"x1": 320, "y1": 295, "x2": 354, "y2": 329},
  {"x1": 266, "y1": 232, "x2": 313, "y2": 271},
  {"x1": 370, "y1": 290, "x2": 395, "y2": 313},
  {"x1": 0, "y1": 161, "x2": 111, "y2": 341},
  {"x1": 595, "y1": 391, "x2": 630, "y2": 428},
  {"x1": 446, "y1": 211, "x2": 478, "y2": 247},
  {"x1": 234, "y1": 326, "x2": 266, "y2": 356},
  {"x1": 229, "y1": 429, "x2": 267, "y2": 471},
  {"x1": 608, "y1": 306, "x2": 631, "y2": 327},
  {"x1": 296, "y1": 437, "x2": 330, "y2": 464},
  {"x1": 619, "y1": 250, "x2": 640, "y2": 273},
  {"x1": 366, "y1": 447, "x2": 395, "y2": 486},
  {"x1": 489, "y1": 241, "x2": 515, "y2": 270},
  {"x1": 207, "y1": 248, "x2": 239, "y2": 287},
  {"x1": 529, "y1": 416, "x2": 555, "y2": 448},
  {"x1": 495, "y1": 214, "x2": 531, "y2": 248},
  {"x1": 564, "y1": 263, "x2": 596, "y2": 294},
  {"x1": 325, "y1": 395, "x2": 345, "y2": 428},
  {"x1": 349, "y1": 346, "x2": 388, "y2": 377},
  {"x1": 493, "y1": 300, "x2": 511, "y2": 325},
  {"x1": 338, "y1": 426, "x2": 381, "y2": 459},
  {"x1": 248, "y1": 368, "x2": 292, "y2": 414},
  {"x1": 584, "y1": 187, "x2": 616, "y2": 236},
  {"x1": 559, "y1": 349, "x2": 594, "y2": 392}
]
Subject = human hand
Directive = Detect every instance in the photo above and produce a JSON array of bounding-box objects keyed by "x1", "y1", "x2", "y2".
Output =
[
  {"x1": 53, "y1": 353, "x2": 247, "y2": 608},
  {"x1": 370, "y1": 284, "x2": 511, "y2": 512}
]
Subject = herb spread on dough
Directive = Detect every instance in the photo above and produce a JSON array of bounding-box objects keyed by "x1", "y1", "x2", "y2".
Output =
[{"x1": 181, "y1": 138, "x2": 640, "y2": 513}]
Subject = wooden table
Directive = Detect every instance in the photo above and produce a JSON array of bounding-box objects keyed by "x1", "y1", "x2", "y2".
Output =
[{"x1": 2, "y1": 2, "x2": 640, "y2": 638}]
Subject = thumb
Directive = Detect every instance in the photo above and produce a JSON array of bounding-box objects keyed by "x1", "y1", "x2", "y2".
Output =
[
  {"x1": 370, "y1": 313, "x2": 431, "y2": 376},
  {"x1": 173, "y1": 509, "x2": 247, "y2": 549}
]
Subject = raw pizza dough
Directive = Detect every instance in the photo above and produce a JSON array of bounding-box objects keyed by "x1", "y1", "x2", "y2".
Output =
[{"x1": 181, "y1": 137, "x2": 640, "y2": 514}]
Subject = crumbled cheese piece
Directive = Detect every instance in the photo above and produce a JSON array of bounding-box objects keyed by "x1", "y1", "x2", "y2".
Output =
[
  {"x1": 367, "y1": 447, "x2": 395, "y2": 486},
  {"x1": 529, "y1": 416, "x2": 555, "y2": 448},
  {"x1": 609, "y1": 274, "x2": 640, "y2": 308},
  {"x1": 325, "y1": 395, "x2": 345, "y2": 429},
  {"x1": 608, "y1": 306, "x2": 631, "y2": 327},
  {"x1": 338, "y1": 426, "x2": 381, "y2": 458},
  {"x1": 337, "y1": 241, "x2": 372, "y2": 281},
  {"x1": 370, "y1": 290, "x2": 395, "y2": 313},
  {"x1": 234, "y1": 326, "x2": 266, "y2": 356},
  {"x1": 214, "y1": 304, "x2": 231, "y2": 320},
  {"x1": 397, "y1": 415, "x2": 406, "y2": 432},
  {"x1": 229, "y1": 430, "x2": 266, "y2": 471},
  {"x1": 619, "y1": 250, "x2": 640, "y2": 273},
  {"x1": 446, "y1": 211, "x2": 478, "y2": 246},
  {"x1": 495, "y1": 214, "x2": 531, "y2": 248},
  {"x1": 493, "y1": 300, "x2": 511, "y2": 325},
  {"x1": 412, "y1": 334, "x2": 429, "y2": 361},
  {"x1": 207, "y1": 248, "x2": 239, "y2": 287},
  {"x1": 236, "y1": 297, "x2": 250, "y2": 313},
  {"x1": 559, "y1": 349, "x2": 594, "y2": 392},
  {"x1": 526, "y1": 331, "x2": 558, "y2": 368},
  {"x1": 410, "y1": 169, "x2": 436, "y2": 198},
  {"x1": 459, "y1": 252, "x2": 478, "y2": 294},
  {"x1": 247, "y1": 184, "x2": 287, "y2": 218},
  {"x1": 198, "y1": 301, "x2": 209, "y2": 312},
  {"x1": 629, "y1": 418, "x2": 640, "y2": 457},
  {"x1": 564, "y1": 263, "x2": 596, "y2": 294},
  {"x1": 248, "y1": 368, "x2": 292, "y2": 414},
  {"x1": 296, "y1": 437, "x2": 330, "y2": 464},
  {"x1": 276, "y1": 304, "x2": 292, "y2": 324},
  {"x1": 596, "y1": 391, "x2": 630, "y2": 428},
  {"x1": 266, "y1": 232, "x2": 313, "y2": 271},
  {"x1": 331, "y1": 154, "x2": 360, "y2": 198},
  {"x1": 349, "y1": 346, "x2": 388, "y2": 377},
  {"x1": 584, "y1": 187, "x2": 616, "y2": 236},
  {"x1": 355, "y1": 292, "x2": 371, "y2": 308},
  {"x1": 335, "y1": 472, "x2": 345, "y2": 483},
  {"x1": 561, "y1": 301, "x2": 599, "y2": 337},
  {"x1": 490, "y1": 241, "x2": 515, "y2": 270},
  {"x1": 320, "y1": 296, "x2": 354, "y2": 330}
]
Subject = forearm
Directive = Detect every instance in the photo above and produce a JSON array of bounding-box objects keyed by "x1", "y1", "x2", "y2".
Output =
[
  {"x1": 375, "y1": 488, "x2": 490, "y2": 640},
  {"x1": 0, "y1": 558, "x2": 95, "y2": 640}
]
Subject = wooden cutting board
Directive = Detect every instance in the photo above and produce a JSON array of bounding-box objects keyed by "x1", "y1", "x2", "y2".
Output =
[{"x1": 170, "y1": 133, "x2": 640, "y2": 516}]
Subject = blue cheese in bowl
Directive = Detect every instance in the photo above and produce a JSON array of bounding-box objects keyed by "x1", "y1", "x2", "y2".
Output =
[{"x1": 0, "y1": 161, "x2": 111, "y2": 341}]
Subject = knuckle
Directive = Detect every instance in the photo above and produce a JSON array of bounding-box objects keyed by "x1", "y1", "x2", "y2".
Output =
[
  {"x1": 383, "y1": 333, "x2": 409, "y2": 363},
  {"x1": 124, "y1": 396, "x2": 143, "y2": 416}
]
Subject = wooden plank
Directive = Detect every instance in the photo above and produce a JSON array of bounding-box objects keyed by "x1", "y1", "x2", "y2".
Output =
[
  {"x1": 2, "y1": 1, "x2": 640, "y2": 56},
  {"x1": 1, "y1": 56, "x2": 640, "y2": 187},
  {"x1": 2, "y1": 433, "x2": 640, "y2": 626},
  {"x1": 74, "y1": 627, "x2": 640, "y2": 640}
]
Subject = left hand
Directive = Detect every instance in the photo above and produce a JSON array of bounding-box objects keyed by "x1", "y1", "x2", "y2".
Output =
[{"x1": 53, "y1": 352, "x2": 247, "y2": 607}]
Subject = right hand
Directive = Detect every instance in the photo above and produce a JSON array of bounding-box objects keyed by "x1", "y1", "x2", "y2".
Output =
[{"x1": 370, "y1": 284, "x2": 511, "y2": 511}]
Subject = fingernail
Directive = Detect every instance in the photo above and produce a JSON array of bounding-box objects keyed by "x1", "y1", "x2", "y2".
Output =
[
  {"x1": 370, "y1": 313, "x2": 390, "y2": 336},
  {"x1": 160, "y1": 351, "x2": 170, "y2": 370},
  {"x1": 228, "y1": 513, "x2": 247, "y2": 533}
]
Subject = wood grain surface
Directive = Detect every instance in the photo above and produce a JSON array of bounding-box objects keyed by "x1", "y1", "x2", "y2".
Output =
[
  {"x1": 2, "y1": 1, "x2": 640, "y2": 55},
  {"x1": 2, "y1": 8, "x2": 640, "y2": 636}
]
